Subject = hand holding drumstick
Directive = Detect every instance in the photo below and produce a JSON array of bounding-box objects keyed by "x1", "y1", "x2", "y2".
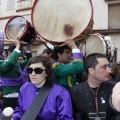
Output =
[{"x1": 64, "y1": 38, "x2": 77, "y2": 49}]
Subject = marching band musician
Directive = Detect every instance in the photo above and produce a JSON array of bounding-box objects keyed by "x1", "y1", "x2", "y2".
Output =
[
  {"x1": 0, "y1": 39, "x2": 32, "y2": 110},
  {"x1": 52, "y1": 38, "x2": 84, "y2": 90},
  {"x1": 12, "y1": 55, "x2": 73, "y2": 120}
]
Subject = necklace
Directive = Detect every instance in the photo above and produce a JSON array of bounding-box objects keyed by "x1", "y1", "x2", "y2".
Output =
[{"x1": 88, "y1": 83, "x2": 101, "y2": 120}]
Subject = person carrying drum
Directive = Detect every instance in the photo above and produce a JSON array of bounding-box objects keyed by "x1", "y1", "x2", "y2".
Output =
[
  {"x1": 52, "y1": 38, "x2": 84, "y2": 90},
  {"x1": 0, "y1": 39, "x2": 32, "y2": 110}
]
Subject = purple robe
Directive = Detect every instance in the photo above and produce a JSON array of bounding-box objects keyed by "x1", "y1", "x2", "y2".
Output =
[
  {"x1": 0, "y1": 31, "x2": 4, "y2": 55},
  {"x1": 12, "y1": 83, "x2": 73, "y2": 120}
]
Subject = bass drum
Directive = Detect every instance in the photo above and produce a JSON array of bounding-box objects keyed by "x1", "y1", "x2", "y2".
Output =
[
  {"x1": 79, "y1": 34, "x2": 114, "y2": 60},
  {"x1": 31, "y1": 0, "x2": 93, "y2": 45},
  {"x1": 5, "y1": 16, "x2": 37, "y2": 44}
]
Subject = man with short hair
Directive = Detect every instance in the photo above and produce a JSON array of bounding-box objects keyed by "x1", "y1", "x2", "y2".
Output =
[
  {"x1": 70, "y1": 53, "x2": 116, "y2": 120},
  {"x1": 42, "y1": 48, "x2": 53, "y2": 62},
  {"x1": 17, "y1": 55, "x2": 26, "y2": 62},
  {"x1": 0, "y1": 40, "x2": 32, "y2": 110},
  {"x1": 52, "y1": 39, "x2": 84, "y2": 90}
]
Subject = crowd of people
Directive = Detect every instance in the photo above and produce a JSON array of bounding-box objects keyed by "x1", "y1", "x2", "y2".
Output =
[{"x1": 0, "y1": 38, "x2": 120, "y2": 120}]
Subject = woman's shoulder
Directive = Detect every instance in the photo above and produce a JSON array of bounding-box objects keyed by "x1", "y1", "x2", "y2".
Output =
[
  {"x1": 20, "y1": 82, "x2": 34, "y2": 91},
  {"x1": 51, "y1": 84, "x2": 70, "y2": 95},
  {"x1": 52, "y1": 84, "x2": 68, "y2": 90}
]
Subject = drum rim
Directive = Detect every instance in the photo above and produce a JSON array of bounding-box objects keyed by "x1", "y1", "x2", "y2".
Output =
[
  {"x1": 4, "y1": 15, "x2": 28, "y2": 40},
  {"x1": 31, "y1": 0, "x2": 94, "y2": 44}
]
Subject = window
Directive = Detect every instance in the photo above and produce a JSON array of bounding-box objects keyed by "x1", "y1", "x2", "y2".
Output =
[
  {"x1": 7, "y1": 0, "x2": 15, "y2": 9},
  {"x1": 16, "y1": 0, "x2": 34, "y2": 10},
  {"x1": 108, "y1": 4, "x2": 120, "y2": 29}
]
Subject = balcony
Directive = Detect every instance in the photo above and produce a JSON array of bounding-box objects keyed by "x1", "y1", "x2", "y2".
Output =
[{"x1": 16, "y1": 0, "x2": 35, "y2": 11}]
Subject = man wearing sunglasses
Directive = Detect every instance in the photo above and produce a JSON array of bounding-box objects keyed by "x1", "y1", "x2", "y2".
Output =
[
  {"x1": 0, "y1": 39, "x2": 32, "y2": 110},
  {"x1": 52, "y1": 39, "x2": 84, "y2": 90}
]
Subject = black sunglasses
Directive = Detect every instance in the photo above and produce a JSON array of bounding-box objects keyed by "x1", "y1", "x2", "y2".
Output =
[{"x1": 26, "y1": 67, "x2": 46, "y2": 74}]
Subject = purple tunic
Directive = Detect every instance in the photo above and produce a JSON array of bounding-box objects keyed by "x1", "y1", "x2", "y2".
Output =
[
  {"x1": 12, "y1": 83, "x2": 73, "y2": 120},
  {"x1": 0, "y1": 31, "x2": 4, "y2": 55}
]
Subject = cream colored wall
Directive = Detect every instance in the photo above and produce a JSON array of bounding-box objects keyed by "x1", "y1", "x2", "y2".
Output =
[
  {"x1": 32, "y1": 44, "x2": 46, "y2": 56},
  {"x1": 31, "y1": 42, "x2": 54, "y2": 57},
  {"x1": 0, "y1": 0, "x2": 16, "y2": 17},
  {"x1": 92, "y1": 0, "x2": 108, "y2": 30}
]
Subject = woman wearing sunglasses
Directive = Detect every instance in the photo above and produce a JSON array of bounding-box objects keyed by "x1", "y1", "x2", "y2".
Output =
[{"x1": 12, "y1": 55, "x2": 73, "y2": 120}]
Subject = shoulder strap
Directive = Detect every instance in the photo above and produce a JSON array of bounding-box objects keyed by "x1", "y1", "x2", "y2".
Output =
[{"x1": 21, "y1": 83, "x2": 53, "y2": 120}]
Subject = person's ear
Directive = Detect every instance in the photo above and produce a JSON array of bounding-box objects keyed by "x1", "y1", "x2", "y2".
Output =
[
  {"x1": 88, "y1": 68, "x2": 94, "y2": 75},
  {"x1": 58, "y1": 53, "x2": 61, "y2": 58}
]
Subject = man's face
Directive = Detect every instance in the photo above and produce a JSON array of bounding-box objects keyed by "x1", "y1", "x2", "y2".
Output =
[
  {"x1": 58, "y1": 49, "x2": 72, "y2": 64},
  {"x1": 43, "y1": 53, "x2": 49, "y2": 58},
  {"x1": 18, "y1": 57, "x2": 24, "y2": 62},
  {"x1": 43, "y1": 53, "x2": 52, "y2": 62},
  {"x1": 92, "y1": 58, "x2": 112, "y2": 82}
]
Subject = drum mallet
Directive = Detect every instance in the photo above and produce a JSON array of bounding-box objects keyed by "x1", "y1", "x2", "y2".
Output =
[{"x1": 0, "y1": 107, "x2": 13, "y2": 120}]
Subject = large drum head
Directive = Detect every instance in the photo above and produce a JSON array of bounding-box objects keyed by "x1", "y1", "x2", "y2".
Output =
[
  {"x1": 79, "y1": 34, "x2": 106, "y2": 56},
  {"x1": 5, "y1": 16, "x2": 27, "y2": 40},
  {"x1": 31, "y1": 0, "x2": 93, "y2": 44}
]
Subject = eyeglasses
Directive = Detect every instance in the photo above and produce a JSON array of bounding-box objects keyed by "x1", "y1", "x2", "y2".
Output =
[{"x1": 26, "y1": 67, "x2": 46, "y2": 74}]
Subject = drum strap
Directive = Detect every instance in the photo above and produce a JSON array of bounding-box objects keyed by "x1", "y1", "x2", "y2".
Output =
[{"x1": 21, "y1": 83, "x2": 53, "y2": 120}]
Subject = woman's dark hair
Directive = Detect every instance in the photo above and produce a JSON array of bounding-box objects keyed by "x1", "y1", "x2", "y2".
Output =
[
  {"x1": 42, "y1": 48, "x2": 53, "y2": 55},
  {"x1": 26, "y1": 55, "x2": 54, "y2": 85},
  {"x1": 84, "y1": 53, "x2": 107, "y2": 74}
]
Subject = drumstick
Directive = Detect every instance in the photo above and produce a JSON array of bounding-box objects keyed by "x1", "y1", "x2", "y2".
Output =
[
  {"x1": 36, "y1": 36, "x2": 66, "y2": 49},
  {"x1": 0, "y1": 39, "x2": 27, "y2": 44}
]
